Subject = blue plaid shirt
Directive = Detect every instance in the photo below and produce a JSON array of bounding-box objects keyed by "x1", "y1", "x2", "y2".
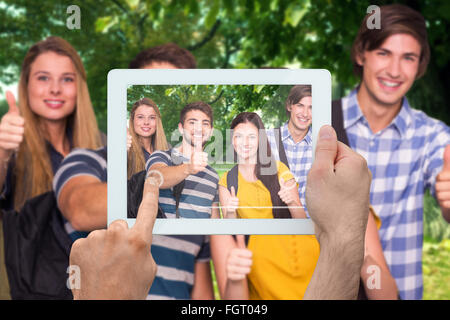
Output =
[
  {"x1": 267, "y1": 124, "x2": 312, "y2": 212},
  {"x1": 343, "y1": 89, "x2": 450, "y2": 300}
]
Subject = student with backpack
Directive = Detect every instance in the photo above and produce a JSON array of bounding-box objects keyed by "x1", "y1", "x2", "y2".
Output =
[
  {"x1": 54, "y1": 45, "x2": 215, "y2": 300},
  {"x1": 144, "y1": 101, "x2": 218, "y2": 298},
  {"x1": 127, "y1": 98, "x2": 169, "y2": 179},
  {"x1": 69, "y1": 125, "x2": 374, "y2": 300},
  {"x1": 0, "y1": 36, "x2": 104, "y2": 299},
  {"x1": 265, "y1": 85, "x2": 398, "y2": 300},
  {"x1": 210, "y1": 112, "x2": 308, "y2": 300}
]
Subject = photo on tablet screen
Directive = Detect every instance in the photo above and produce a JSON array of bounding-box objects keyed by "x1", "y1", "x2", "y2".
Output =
[
  {"x1": 107, "y1": 69, "x2": 330, "y2": 234},
  {"x1": 126, "y1": 84, "x2": 312, "y2": 220}
]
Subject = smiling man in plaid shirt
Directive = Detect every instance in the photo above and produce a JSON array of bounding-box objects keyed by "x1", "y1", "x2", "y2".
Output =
[
  {"x1": 267, "y1": 85, "x2": 312, "y2": 211},
  {"x1": 335, "y1": 4, "x2": 450, "y2": 299}
]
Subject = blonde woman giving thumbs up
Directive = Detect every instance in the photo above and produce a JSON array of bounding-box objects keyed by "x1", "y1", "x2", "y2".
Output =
[
  {"x1": 211, "y1": 112, "x2": 310, "y2": 301},
  {"x1": 0, "y1": 36, "x2": 102, "y2": 212}
]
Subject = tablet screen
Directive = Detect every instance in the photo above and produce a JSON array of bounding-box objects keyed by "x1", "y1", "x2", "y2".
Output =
[{"x1": 108, "y1": 69, "x2": 330, "y2": 234}]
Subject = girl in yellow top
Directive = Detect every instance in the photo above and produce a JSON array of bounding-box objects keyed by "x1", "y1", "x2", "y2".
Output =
[
  {"x1": 211, "y1": 112, "x2": 311, "y2": 300},
  {"x1": 211, "y1": 112, "x2": 398, "y2": 300}
]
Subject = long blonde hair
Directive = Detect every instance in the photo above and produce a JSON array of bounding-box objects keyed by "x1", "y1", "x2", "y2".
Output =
[
  {"x1": 127, "y1": 98, "x2": 168, "y2": 178},
  {"x1": 14, "y1": 36, "x2": 102, "y2": 210}
]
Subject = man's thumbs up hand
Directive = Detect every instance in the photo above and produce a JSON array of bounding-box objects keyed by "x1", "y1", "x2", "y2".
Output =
[
  {"x1": 187, "y1": 138, "x2": 208, "y2": 175},
  {"x1": 436, "y1": 145, "x2": 450, "y2": 215}
]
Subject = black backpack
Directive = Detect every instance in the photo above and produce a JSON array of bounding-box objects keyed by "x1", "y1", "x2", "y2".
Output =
[
  {"x1": 127, "y1": 151, "x2": 186, "y2": 219},
  {"x1": 127, "y1": 170, "x2": 185, "y2": 219},
  {"x1": 2, "y1": 191, "x2": 73, "y2": 299},
  {"x1": 1, "y1": 146, "x2": 109, "y2": 300}
]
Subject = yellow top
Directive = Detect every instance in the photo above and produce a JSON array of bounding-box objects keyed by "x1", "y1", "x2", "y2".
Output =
[
  {"x1": 246, "y1": 235, "x2": 319, "y2": 300},
  {"x1": 219, "y1": 161, "x2": 318, "y2": 299},
  {"x1": 370, "y1": 206, "x2": 382, "y2": 229},
  {"x1": 218, "y1": 161, "x2": 295, "y2": 219}
]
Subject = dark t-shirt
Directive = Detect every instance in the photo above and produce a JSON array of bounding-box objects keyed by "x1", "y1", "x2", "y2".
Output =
[{"x1": 0, "y1": 140, "x2": 68, "y2": 212}]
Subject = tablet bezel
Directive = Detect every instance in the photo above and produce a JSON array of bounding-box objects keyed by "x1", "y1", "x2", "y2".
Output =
[{"x1": 107, "y1": 69, "x2": 331, "y2": 234}]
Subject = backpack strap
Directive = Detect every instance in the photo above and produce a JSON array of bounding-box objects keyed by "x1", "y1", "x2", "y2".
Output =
[
  {"x1": 275, "y1": 127, "x2": 290, "y2": 170},
  {"x1": 226, "y1": 164, "x2": 239, "y2": 194},
  {"x1": 227, "y1": 166, "x2": 250, "y2": 244},
  {"x1": 173, "y1": 180, "x2": 185, "y2": 219},
  {"x1": 332, "y1": 99, "x2": 350, "y2": 147},
  {"x1": 168, "y1": 149, "x2": 187, "y2": 218},
  {"x1": 232, "y1": 235, "x2": 250, "y2": 246},
  {"x1": 128, "y1": 170, "x2": 168, "y2": 218}
]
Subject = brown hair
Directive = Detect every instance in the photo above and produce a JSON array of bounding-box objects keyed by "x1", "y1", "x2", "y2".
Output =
[
  {"x1": 179, "y1": 101, "x2": 213, "y2": 125},
  {"x1": 351, "y1": 4, "x2": 430, "y2": 79},
  {"x1": 127, "y1": 98, "x2": 168, "y2": 178},
  {"x1": 14, "y1": 36, "x2": 102, "y2": 210},
  {"x1": 128, "y1": 43, "x2": 197, "y2": 69},
  {"x1": 285, "y1": 85, "x2": 311, "y2": 118},
  {"x1": 230, "y1": 112, "x2": 291, "y2": 219}
]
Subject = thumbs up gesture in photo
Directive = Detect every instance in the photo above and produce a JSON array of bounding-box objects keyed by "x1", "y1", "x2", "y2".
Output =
[
  {"x1": 226, "y1": 235, "x2": 252, "y2": 282},
  {"x1": 0, "y1": 91, "x2": 25, "y2": 162},
  {"x1": 278, "y1": 177, "x2": 299, "y2": 206},
  {"x1": 187, "y1": 136, "x2": 208, "y2": 175},
  {"x1": 225, "y1": 186, "x2": 239, "y2": 218},
  {"x1": 436, "y1": 145, "x2": 450, "y2": 222}
]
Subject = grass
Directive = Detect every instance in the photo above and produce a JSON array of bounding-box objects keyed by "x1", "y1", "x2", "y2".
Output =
[
  {"x1": 422, "y1": 192, "x2": 450, "y2": 300},
  {"x1": 423, "y1": 238, "x2": 450, "y2": 300},
  {"x1": 210, "y1": 261, "x2": 221, "y2": 300}
]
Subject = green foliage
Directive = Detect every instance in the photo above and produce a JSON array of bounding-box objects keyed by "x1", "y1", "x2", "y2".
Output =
[
  {"x1": 0, "y1": 100, "x2": 8, "y2": 117},
  {"x1": 1, "y1": 0, "x2": 449, "y2": 300},
  {"x1": 1, "y1": 0, "x2": 449, "y2": 130},
  {"x1": 127, "y1": 84, "x2": 290, "y2": 162},
  {"x1": 424, "y1": 191, "x2": 450, "y2": 242},
  {"x1": 423, "y1": 238, "x2": 450, "y2": 300}
]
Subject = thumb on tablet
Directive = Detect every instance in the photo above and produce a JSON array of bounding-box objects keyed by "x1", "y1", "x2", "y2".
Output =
[
  {"x1": 314, "y1": 125, "x2": 338, "y2": 173},
  {"x1": 132, "y1": 172, "x2": 161, "y2": 245}
]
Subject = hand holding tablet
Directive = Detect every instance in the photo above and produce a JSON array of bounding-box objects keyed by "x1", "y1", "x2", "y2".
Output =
[{"x1": 75, "y1": 124, "x2": 370, "y2": 300}]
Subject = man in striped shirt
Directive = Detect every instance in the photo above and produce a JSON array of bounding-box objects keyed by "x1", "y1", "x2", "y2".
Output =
[
  {"x1": 146, "y1": 101, "x2": 220, "y2": 219},
  {"x1": 340, "y1": 4, "x2": 450, "y2": 299},
  {"x1": 53, "y1": 44, "x2": 215, "y2": 300},
  {"x1": 53, "y1": 145, "x2": 215, "y2": 300}
]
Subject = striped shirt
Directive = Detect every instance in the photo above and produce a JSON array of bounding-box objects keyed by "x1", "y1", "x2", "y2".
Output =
[
  {"x1": 266, "y1": 124, "x2": 312, "y2": 212},
  {"x1": 1, "y1": 138, "x2": 71, "y2": 211},
  {"x1": 342, "y1": 89, "x2": 450, "y2": 300},
  {"x1": 146, "y1": 148, "x2": 220, "y2": 219},
  {"x1": 147, "y1": 234, "x2": 210, "y2": 300},
  {"x1": 54, "y1": 146, "x2": 212, "y2": 300},
  {"x1": 53, "y1": 147, "x2": 107, "y2": 241}
]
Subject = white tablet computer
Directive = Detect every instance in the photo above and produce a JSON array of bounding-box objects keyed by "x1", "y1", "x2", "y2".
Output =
[{"x1": 107, "y1": 69, "x2": 331, "y2": 234}]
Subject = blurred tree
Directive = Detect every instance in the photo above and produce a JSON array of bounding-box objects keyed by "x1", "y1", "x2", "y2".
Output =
[{"x1": 0, "y1": 0, "x2": 449, "y2": 132}]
